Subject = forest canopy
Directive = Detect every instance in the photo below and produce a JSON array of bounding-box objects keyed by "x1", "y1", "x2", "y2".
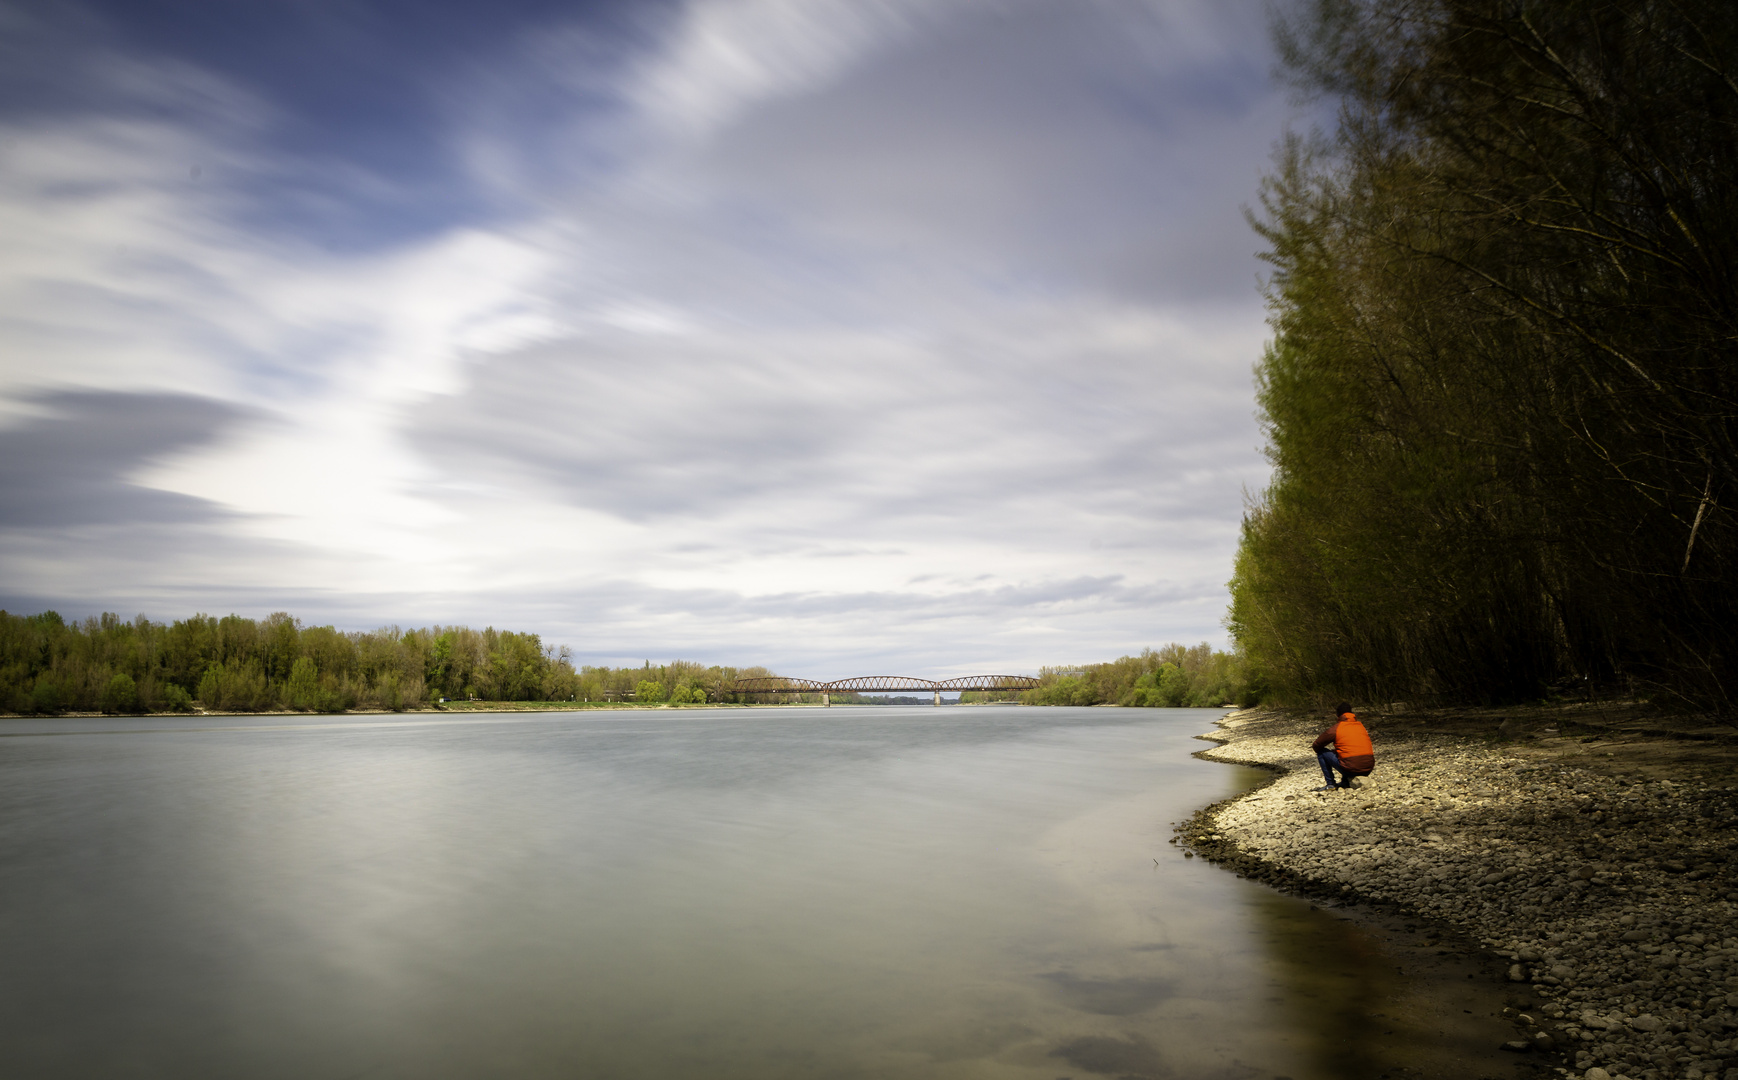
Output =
[
  {"x1": 1017, "y1": 644, "x2": 1257, "y2": 708},
  {"x1": 0, "y1": 610, "x2": 766, "y2": 715},
  {"x1": 0, "y1": 609, "x2": 1250, "y2": 715},
  {"x1": 1230, "y1": 0, "x2": 1737, "y2": 712}
]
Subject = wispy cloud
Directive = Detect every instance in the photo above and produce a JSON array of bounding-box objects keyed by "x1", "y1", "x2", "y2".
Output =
[{"x1": 0, "y1": 0, "x2": 1287, "y2": 672}]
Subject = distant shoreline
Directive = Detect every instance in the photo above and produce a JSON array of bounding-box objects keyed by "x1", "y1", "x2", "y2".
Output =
[
  {"x1": 0, "y1": 699, "x2": 1052, "y2": 719},
  {"x1": 0, "y1": 702, "x2": 737, "y2": 718}
]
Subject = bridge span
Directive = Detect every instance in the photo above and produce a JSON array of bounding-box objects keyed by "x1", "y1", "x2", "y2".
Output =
[{"x1": 727, "y1": 674, "x2": 1039, "y2": 707}]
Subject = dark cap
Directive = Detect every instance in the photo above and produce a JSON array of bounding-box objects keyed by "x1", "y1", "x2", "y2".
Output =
[{"x1": 1333, "y1": 702, "x2": 1353, "y2": 717}]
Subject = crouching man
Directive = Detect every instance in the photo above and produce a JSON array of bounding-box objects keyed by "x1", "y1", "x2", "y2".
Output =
[{"x1": 1312, "y1": 703, "x2": 1373, "y2": 791}]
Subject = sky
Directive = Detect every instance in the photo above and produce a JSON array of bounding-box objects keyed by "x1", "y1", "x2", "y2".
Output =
[{"x1": 0, "y1": 0, "x2": 1296, "y2": 677}]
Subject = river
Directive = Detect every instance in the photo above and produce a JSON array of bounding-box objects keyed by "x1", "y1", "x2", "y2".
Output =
[{"x1": 0, "y1": 705, "x2": 1413, "y2": 1078}]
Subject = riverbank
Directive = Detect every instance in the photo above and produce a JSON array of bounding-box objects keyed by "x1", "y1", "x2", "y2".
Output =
[{"x1": 1182, "y1": 706, "x2": 1738, "y2": 1080}]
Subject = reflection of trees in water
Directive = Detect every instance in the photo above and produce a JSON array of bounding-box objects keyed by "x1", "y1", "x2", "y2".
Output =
[
  {"x1": 1251, "y1": 892, "x2": 1395, "y2": 1080},
  {"x1": 1246, "y1": 891, "x2": 1513, "y2": 1080},
  {"x1": 1050, "y1": 1032, "x2": 1168, "y2": 1076}
]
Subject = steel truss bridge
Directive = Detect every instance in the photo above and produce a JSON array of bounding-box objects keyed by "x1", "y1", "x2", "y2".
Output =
[{"x1": 727, "y1": 674, "x2": 1039, "y2": 706}]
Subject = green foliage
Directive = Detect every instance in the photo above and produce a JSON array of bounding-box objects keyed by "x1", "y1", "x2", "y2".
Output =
[
  {"x1": 160, "y1": 683, "x2": 194, "y2": 713},
  {"x1": 195, "y1": 664, "x2": 220, "y2": 709},
  {"x1": 567, "y1": 661, "x2": 762, "y2": 705},
  {"x1": 284, "y1": 656, "x2": 326, "y2": 712},
  {"x1": 957, "y1": 689, "x2": 1020, "y2": 704},
  {"x1": 29, "y1": 678, "x2": 62, "y2": 716},
  {"x1": 196, "y1": 659, "x2": 273, "y2": 712},
  {"x1": 0, "y1": 609, "x2": 604, "y2": 714},
  {"x1": 1022, "y1": 645, "x2": 1257, "y2": 708},
  {"x1": 1233, "y1": 0, "x2": 1738, "y2": 712},
  {"x1": 1154, "y1": 665, "x2": 1189, "y2": 708},
  {"x1": 99, "y1": 673, "x2": 139, "y2": 714}
]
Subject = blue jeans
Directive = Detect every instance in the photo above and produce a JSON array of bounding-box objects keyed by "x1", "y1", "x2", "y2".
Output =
[{"x1": 1317, "y1": 749, "x2": 1366, "y2": 787}]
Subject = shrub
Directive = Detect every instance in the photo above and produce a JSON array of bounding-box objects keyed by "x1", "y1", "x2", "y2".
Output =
[
  {"x1": 100, "y1": 673, "x2": 140, "y2": 714},
  {"x1": 159, "y1": 683, "x2": 194, "y2": 712},
  {"x1": 29, "y1": 679, "x2": 61, "y2": 716},
  {"x1": 285, "y1": 657, "x2": 320, "y2": 711}
]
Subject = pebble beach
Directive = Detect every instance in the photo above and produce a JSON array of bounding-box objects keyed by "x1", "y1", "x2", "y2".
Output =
[{"x1": 1182, "y1": 708, "x2": 1738, "y2": 1080}]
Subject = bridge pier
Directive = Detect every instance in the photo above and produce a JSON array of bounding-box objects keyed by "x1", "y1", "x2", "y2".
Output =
[
  {"x1": 822, "y1": 692, "x2": 830, "y2": 707},
  {"x1": 933, "y1": 689, "x2": 940, "y2": 707}
]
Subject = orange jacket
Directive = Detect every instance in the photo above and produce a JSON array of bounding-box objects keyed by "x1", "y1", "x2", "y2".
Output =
[{"x1": 1312, "y1": 715, "x2": 1374, "y2": 773}]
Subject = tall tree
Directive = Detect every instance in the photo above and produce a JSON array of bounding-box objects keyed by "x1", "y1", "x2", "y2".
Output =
[{"x1": 1234, "y1": 0, "x2": 1738, "y2": 710}]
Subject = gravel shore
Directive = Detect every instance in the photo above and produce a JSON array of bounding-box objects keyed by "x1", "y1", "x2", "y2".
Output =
[{"x1": 1181, "y1": 708, "x2": 1738, "y2": 1080}]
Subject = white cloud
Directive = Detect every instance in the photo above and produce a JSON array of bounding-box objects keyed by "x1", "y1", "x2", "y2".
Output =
[
  {"x1": 0, "y1": 0, "x2": 1288, "y2": 670},
  {"x1": 0, "y1": 106, "x2": 567, "y2": 575},
  {"x1": 626, "y1": 0, "x2": 955, "y2": 139}
]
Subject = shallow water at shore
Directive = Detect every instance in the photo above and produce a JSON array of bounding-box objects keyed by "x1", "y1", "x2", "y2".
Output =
[{"x1": 0, "y1": 706, "x2": 1450, "y2": 1078}]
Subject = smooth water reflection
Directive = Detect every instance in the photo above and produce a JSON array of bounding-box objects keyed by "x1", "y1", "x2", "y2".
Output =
[{"x1": 0, "y1": 706, "x2": 1392, "y2": 1078}]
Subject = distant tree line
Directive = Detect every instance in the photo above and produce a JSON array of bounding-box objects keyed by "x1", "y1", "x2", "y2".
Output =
[
  {"x1": 1231, "y1": 1, "x2": 1737, "y2": 712},
  {"x1": 1018, "y1": 644, "x2": 1259, "y2": 708},
  {"x1": 0, "y1": 610, "x2": 769, "y2": 715},
  {"x1": 0, "y1": 609, "x2": 1260, "y2": 716},
  {"x1": 607, "y1": 660, "x2": 773, "y2": 706}
]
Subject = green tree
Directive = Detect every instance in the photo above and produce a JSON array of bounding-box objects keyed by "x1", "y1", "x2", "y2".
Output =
[
  {"x1": 100, "y1": 672, "x2": 139, "y2": 714},
  {"x1": 29, "y1": 678, "x2": 61, "y2": 716},
  {"x1": 0, "y1": 609, "x2": 761, "y2": 716},
  {"x1": 1231, "y1": 0, "x2": 1738, "y2": 710},
  {"x1": 1022, "y1": 645, "x2": 1257, "y2": 708},
  {"x1": 196, "y1": 664, "x2": 223, "y2": 709},
  {"x1": 160, "y1": 683, "x2": 194, "y2": 712},
  {"x1": 1155, "y1": 664, "x2": 1188, "y2": 708},
  {"x1": 285, "y1": 657, "x2": 320, "y2": 711}
]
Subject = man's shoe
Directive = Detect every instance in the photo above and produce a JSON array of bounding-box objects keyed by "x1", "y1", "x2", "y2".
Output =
[{"x1": 1314, "y1": 784, "x2": 1338, "y2": 792}]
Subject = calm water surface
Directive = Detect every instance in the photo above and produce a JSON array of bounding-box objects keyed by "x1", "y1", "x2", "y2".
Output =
[{"x1": 0, "y1": 706, "x2": 1403, "y2": 1078}]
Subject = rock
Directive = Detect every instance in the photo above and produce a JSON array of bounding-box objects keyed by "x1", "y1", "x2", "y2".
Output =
[
  {"x1": 1530, "y1": 1031, "x2": 1555, "y2": 1050},
  {"x1": 1186, "y1": 709, "x2": 1738, "y2": 1062},
  {"x1": 1583, "y1": 1070, "x2": 1611, "y2": 1080},
  {"x1": 1350, "y1": 774, "x2": 1377, "y2": 790},
  {"x1": 1501, "y1": 1039, "x2": 1533, "y2": 1052}
]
